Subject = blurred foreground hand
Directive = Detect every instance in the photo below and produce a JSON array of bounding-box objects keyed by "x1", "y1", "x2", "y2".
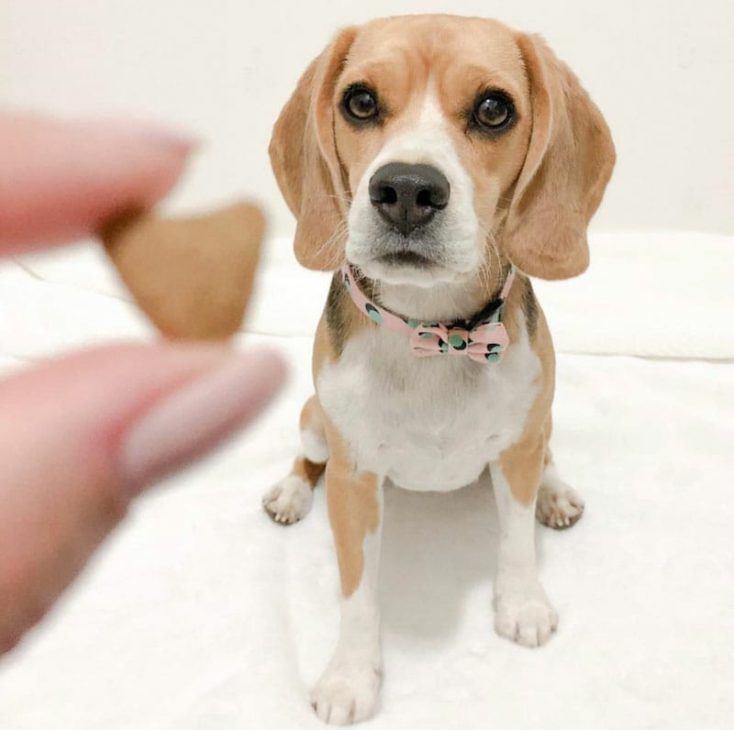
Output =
[{"x1": 0, "y1": 114, "x2": 286, "y2": 655}]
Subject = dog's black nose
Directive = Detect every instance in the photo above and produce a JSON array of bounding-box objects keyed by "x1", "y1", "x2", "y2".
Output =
[{"x1": 369, "y1": 163, "x2": 450, "y2": 236}]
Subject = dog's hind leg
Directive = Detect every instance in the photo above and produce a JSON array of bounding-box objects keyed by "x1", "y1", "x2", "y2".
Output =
[
  {"x1": 263, "y1": 395, "x2": 328, "y2": 525},
  {"x1": 535, "y1": 454, "x2": 585, "y2": 530}
]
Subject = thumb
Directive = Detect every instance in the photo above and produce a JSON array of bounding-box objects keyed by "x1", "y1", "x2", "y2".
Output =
[{"x1": 0, "y1": 343, "x2": 286, "y2": 653}]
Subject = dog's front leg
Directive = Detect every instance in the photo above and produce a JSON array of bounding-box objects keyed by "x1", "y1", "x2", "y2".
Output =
[
  {"x1": 489, "y1": 433, "x2": 558, "y2": 648},
  {"x1": 311, "y1": 424, "x2": 383, "y2": 725}
]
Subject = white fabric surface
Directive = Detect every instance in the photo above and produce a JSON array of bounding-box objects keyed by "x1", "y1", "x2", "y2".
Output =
[{"x1": 0, "y1": 233, "x2": 733, "y2": 729}]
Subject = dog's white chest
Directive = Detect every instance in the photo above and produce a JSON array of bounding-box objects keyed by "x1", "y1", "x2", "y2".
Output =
[{"x1": 318, "y1": 322, "x2": 540, "y2": 492}]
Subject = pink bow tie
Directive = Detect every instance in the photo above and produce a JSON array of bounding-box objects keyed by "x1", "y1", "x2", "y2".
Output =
[
  {"x1": 410, "y1": 321, "x2": 510, "y2": 363},
  {"x1": 340, "y1": 263, "x2": 515, "y2": 365}
]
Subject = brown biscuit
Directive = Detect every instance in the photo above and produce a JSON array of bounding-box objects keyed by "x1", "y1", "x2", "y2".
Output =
[{"x1": 101, "y1": 202, "x2": 265, "y2": 340}]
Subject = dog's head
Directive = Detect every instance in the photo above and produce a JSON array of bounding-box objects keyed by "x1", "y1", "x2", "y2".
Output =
[{"x1": 270, "y1": 15, "x2": 615, "y2": 286}]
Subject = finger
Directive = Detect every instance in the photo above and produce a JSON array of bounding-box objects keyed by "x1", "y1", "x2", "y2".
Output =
[
  {"x1": 0, "y1": 113, "x2": 194, "y2": 255},
  {"x1": 0, "y1": 343, "x2": 286, "y2": 653}
]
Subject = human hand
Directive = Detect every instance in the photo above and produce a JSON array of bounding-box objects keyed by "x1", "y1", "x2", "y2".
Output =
[{"x1": 0, "y1": 114, "x2": 286, "y2": 655}]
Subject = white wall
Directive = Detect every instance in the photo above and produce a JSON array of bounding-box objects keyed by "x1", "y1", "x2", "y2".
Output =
[{"x1": 2, "y1": 0, "x2": 732, "y2": 236}]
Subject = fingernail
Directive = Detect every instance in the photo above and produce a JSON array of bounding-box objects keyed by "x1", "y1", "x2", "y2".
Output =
[{"x1": 121, "y1": 349, "x2": 286, "y2": 493}]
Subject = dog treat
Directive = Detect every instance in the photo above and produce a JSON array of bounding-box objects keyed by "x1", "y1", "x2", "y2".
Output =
[{"x1": 101, "y1": 202, "x2": 265, "y2": 340}]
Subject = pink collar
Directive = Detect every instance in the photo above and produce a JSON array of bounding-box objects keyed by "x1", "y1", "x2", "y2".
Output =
[{"x1": 340, "y1": 264, "x2": 516, "y2": 364}]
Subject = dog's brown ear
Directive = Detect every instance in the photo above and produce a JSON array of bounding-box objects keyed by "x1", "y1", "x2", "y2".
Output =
[
  {"x1": 269, "y1": 28, "x2": 357, "y2": 271},
  {"x1": 505, "y1": 34, "x2": 615, "y2": 280}
]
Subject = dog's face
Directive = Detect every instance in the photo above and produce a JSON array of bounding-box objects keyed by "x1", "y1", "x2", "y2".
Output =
[
  {"x1": 270, "y1": 16, "x2": 615, "y2": 284},
  {"x1": 338, "y1": 18, "x2": 533, "y2": 286}
]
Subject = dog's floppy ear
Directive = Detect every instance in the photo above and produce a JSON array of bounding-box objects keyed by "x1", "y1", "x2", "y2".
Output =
[
  {"x1": 269, "y1": 28, "x2": 357, "y2": 271},
  {"x1": 505, "y1": 34, "x2": 615, "y2": 280}
]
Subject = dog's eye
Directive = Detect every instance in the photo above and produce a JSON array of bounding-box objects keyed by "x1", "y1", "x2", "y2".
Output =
[
  {"x1": 473, "y1": 92, "x2": 514, "y2": 131},
  {"x1": 342, "y1": 86, "x2": 380, "y2": 123}
]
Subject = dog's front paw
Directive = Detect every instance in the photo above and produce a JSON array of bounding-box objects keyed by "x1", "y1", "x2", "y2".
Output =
[
  {"x1": 311, "y1": 659, "x2": 381, "y2": 725},
  {"x1": 494, "y1": 580, "x2": 558, "y2": 648}
]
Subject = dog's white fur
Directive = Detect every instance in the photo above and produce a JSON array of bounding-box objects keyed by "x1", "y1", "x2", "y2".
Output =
[{"x1": 317, "y1": 314, "x2": 539, "y2": 492}]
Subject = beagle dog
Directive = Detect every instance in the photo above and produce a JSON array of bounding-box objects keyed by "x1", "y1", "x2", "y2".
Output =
[{"x1": 263, "y1": 14, "x2": 615, "y2": 725}]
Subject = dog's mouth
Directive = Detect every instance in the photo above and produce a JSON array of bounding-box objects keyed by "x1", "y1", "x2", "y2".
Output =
[
  {"x1": 347, "y1": 205, "x2": 481, "y2": 287},
  {"x1": 375, "y1": 250, "x2": 436, "y2": 269},
  {"x1": 354, "y1": 250, "x2": 466, "y2": 288}
]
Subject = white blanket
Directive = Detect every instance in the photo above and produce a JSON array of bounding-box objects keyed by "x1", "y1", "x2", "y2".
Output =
[{"x1": 0, "y1": 233, "x2": 732, "y2": 729}]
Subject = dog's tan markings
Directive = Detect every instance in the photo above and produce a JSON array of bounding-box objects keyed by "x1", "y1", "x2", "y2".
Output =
[
  {"x1": 292, "y1": 455, "x2": 326, "y2": 489},
  {"x1": 299, "y1": 393, "x2": 323, "y2": 433},
  {"x1": 499, "y1": 430, "x2": 547, "y2": 506},
  {"x1": 498, "y1": 285, "x2": 556, "y2": 505},
  {"x1": 324, "y1": 421, "x2": 380, "y2": 598},
  {"x1": 543, "y1": 415, "x2": 554, "y2": 466},
  {"x1": 292, "y1": 395, "x2": 328, "y2": 488}
]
